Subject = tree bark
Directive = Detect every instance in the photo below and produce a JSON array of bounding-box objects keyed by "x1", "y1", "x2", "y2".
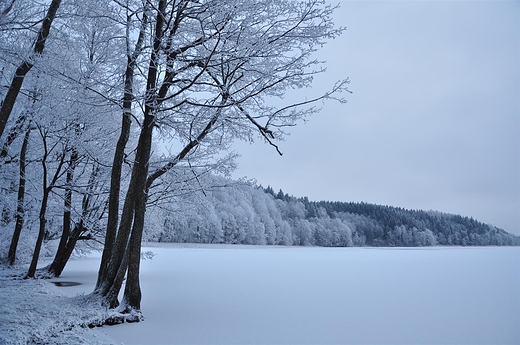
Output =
[
  {"x1": 0, "y1": 114, "x2": 26, "y2": 159},
  {"x1": 7, "y1": 126, "x2": 30, "y2": 265},
  {"x1": 46, "y1": 222, "x2": 83, "y2": 277},
  {"x1": 95, "y1": 0, "x2": 166, "y2": 310},
  {"x1": 95, "y1": 154, "x2": 139, "y2": 299},
  {"x1": 46, "y1": 148, "x2": 78, "y2": 277},
  {"x1": 0, "y1": 0, "x2": 62, "y2": 139},
  {"x1": 26, "y1": 135, "x2": 65, "y2": 278},
  {"x1": 110, "y1": 0, "x2": 168, "y2": 311},
  {"x1": 26, "y1": 190, "x2": 49, "y2": 278},
  {"x1": 95, "y1": 109, "x2": 131, "y2": 286},
  {"x1": 96, "y1": 0, "x2": 213, "y2": 311},
  {"x1": 96, "y1": 3, "x2": 148, "y2": 291},
  {"x1": 46, "y1": 163, "x2": 98, "y2": 277},
  {"x1": 97, "y1": 112, "x2": 154, "y2": 308},
  {"x1": 120, "y1": 114, "x2": 154, "y2": 312}
]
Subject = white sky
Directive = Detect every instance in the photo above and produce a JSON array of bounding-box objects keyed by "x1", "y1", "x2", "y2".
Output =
[{"x1": 232, "y1": 0, "x2": 520, "y2": 236}]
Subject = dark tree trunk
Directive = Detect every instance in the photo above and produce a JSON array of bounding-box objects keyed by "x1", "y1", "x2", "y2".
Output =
[
  {"x1": 54, "y1": 150, "x2": 76, "y2": 259},
  {"x1": 96, "y1": 5, "x2": 148, "y2": 291},
  {"x1": 95, "y1": 83, "x2": 133, "y2": 288},
  {"x1": 96, "y1": 113, "x2": 154, "y2": 308},
  {"x1": 0, "y1": 0, "x2": 62, "y2": 139},
  {"x1": 26, "y1": 135, "x2": 65, "y2": 278},
  {"x1": 95, "y1": 110, "x2": 131, "y2": 286},
  {"x1": 46, "y1": 149, "x2": 78, "y2": 277},
  {"x1": 94, "y1": 0, "x2": 164, "y2": 307},
  {"x1": 122, "y1": 214, "x2": 144, "y2": 313},
  {"x1": 26, "y1": 187, "x2": 50, "y2": 278},
  {"x1": 94, "y1": 172, "x2": 136, "y2": 298},
  {"x1": 120, "y1": 114, "x2": 154, "y2": 312},
  {"x1": 46, "y1": 164, "x2": 98, "y2": 277},
  {"x1": 95, "y1": 0, "x2": 212, "y2": 312},
  {"x1": 107, "y1": 0, "x2": 168, "y2": 311},
  {"x1": 46, "y1": 222, "x2": 83, "y2": 277},
  {"x1": 0, "y1": 114, "x2": 26, "y2": 159},
  {"x1": 8, "y1": 126, "x2": 30, "y2": 265}
]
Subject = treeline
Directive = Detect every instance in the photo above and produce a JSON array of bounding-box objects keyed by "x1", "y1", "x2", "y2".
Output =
[{"x1": 144, "y1": 178, "x2": 520, "y2": 247}]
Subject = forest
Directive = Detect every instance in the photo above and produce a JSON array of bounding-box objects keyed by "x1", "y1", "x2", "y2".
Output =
[{"x1": 143, "y1": 175, "x2": 520, "y2": 247}]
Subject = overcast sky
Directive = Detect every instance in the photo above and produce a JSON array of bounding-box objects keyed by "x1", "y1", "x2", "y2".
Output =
[{"x1": 232, "y1": 0, "x2": 520, "y2": 236}]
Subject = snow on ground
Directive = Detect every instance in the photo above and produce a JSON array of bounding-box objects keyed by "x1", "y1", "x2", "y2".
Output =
[
  {"x1": 0, "y1": 265, "x2": 112, "y2": 344},
  {"x1": 1, "y1": 245, "x2": 519, "y2": 344}
]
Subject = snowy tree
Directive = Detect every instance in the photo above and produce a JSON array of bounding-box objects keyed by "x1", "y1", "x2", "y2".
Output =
[
  {"x1": 0, "y1": 0, "x2": 62, "y2": 138},
  {"x1": 94, "y1": 0, "x2": 349, "y2": 317},
  {"x1": 0, "y1": 0, "x2": 126, "y2": 271}
]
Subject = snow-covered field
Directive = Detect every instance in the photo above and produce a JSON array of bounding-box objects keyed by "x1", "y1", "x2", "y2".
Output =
[{"x1": 1, "y1": 245, "x2": 519, "y2": 344}]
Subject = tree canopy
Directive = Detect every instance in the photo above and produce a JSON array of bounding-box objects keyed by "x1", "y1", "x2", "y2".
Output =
[{"x1": 0, "y1": 0, "x2": 350, "y2": 321}]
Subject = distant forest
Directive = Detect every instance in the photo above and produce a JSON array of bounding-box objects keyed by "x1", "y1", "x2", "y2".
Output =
[{"x1": 144, "y1": 177, "x2": 520, "y2": 247}]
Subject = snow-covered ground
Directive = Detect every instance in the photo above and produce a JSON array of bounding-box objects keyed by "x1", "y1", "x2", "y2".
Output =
[{"x1": 1, "y1": 245, "x2": 519, "y2": 344}]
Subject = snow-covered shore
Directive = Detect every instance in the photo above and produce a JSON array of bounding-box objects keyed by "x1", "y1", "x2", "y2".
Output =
[{"x1": 1, "y1": 245, "x2": 519, "y2": 344}]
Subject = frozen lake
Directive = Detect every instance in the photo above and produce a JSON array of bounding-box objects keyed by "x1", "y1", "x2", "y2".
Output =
[{"x1": 54, "y1": 245, "x2": 520, "y2": 344}]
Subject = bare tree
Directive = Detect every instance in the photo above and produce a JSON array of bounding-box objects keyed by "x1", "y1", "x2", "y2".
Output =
[
  {"x1": 1, "y1": 0, "x2": 125, "y2": 269},
  {"x1": 26, "y1": 124, "x2": 66, "y2": 278},
  {"x1": 94, "y1": 0, "x2": 349, "y2": 320},
  {"x1": 96, "y1": 0, "x2": 149, "y2": 291},
  {"x1": 1, "y1": 0, "x2": 349, "y2": 320},
  {"x1": 45, "y1": 161, "x2": 102, "y2": 277},
  {"x1": 0, "y1": 0, "x2": 62, "y2": 139}
]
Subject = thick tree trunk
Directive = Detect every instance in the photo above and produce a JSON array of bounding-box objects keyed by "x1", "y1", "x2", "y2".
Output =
[
  {"x1": 94, "y1": 175, "x2": 135, "y2": 298},
  {"x1": 95, "y1": 111, "x2": 131, "y2": 286},
  {"x1": 7, "y1": 126, "x2": 30, "y2": 265},
  {"x1": 0, "y1": 0, "x2": 62, "y2": 139},
  {"x1": 95, "y1": 0, "x2": 214, "y2": 313},
  {"x1": 121, "y1": 209, "x2": 145, "y2": 314},
  {"x1": 94, "y1": 0, "x2": 164, "y2": 307},
  {"x1": 96, "y1": 6, "x2": 148, "y2": 291},
  {"x1": 119, "y1": 114, "x2": 154, "y2": 312},
  {"x1": 46, "y1": 222, "x2": 83, "y2": 277},
  {"x1": 96, "y1": 113, "x2": 154, "y2": 309},
  {"x1": 108, "y1": 0, "x2": 168, "y2": 311}
]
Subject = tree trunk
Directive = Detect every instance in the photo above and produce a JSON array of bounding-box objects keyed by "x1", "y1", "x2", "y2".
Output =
[
  {"x1": 0, "y1": 114, "x2": 26, "y2": 159},
  {"x1": 46, "y1": 148, "x2": 78, "y2": 277},
  {"x1": 0, "y1": 0, "x2": 62, "y2": 139},
  {"x1": 118, "y1": 105, "x2": 222, "y2": 312},
  {"x1": 96, "y1": 5, "x2": 148, "y2": 291},
  {"x1": 26, "y1": 134, "x2": 65, "y2": 278},
  {"x1": 94, "y1": 0, "x2": 164, "y2": 307},
  {"x1": 96, "y1": 113, "x2": 154, "y2": 309},
  {"x1": 8, "y1": 126, "x2": 30, "y2": 265},
  {"x1": 46, "y1": 222, "x2": 83, "y2": 277},
  {"x1": 119, "y1": 113, "x2": 154, "y2": 312},
  {"x1": 94, "y1": 172, "x2": 135, "y2": 298},
  {"x1": 95, "y1": 110, "x2": 131, "y2": 286},
  {"x1": 105, "y1": 0, "x2": 168, "y2": 310},
  {"x1": 46, "y1": 163, "x2": 98, "y2": 277},
  {"x1": 26, "y1": 188, "x2": 50, "y2": 278}
]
